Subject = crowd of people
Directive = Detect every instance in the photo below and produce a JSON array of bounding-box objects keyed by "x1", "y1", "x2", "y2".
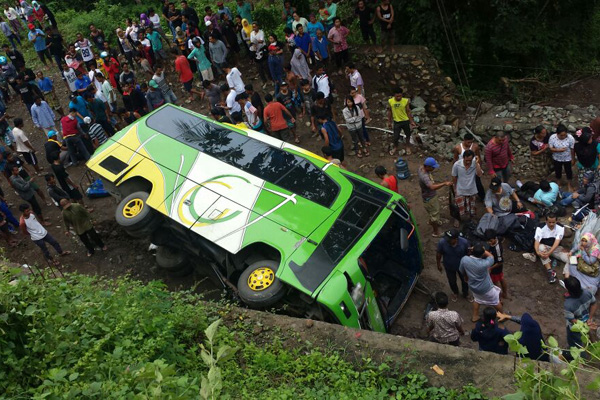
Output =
[{"x1": 0, "y1": 0, "x2": 596, "y2": 358}]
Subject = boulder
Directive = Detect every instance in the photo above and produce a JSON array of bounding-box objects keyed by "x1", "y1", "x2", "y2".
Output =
[{"x1": 411, "y1": 96, "x2": 427, "y2": 108}]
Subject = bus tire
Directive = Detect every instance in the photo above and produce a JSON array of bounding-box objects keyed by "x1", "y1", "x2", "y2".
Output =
[
  {"x1": 115, "y1": 191, "x2": 161, "y2": 234},
  {"x1": 156, "y1": 246, "x2": 189, "y2": 270},
  {"x1": 237, "y1": 260, "x2": 285, "y2": 309}
]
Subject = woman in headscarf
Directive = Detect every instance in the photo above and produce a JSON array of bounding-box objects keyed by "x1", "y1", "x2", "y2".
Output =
[
  {"x1": 470, "y1": 307, "x2": 511, "y2": 355},
  {"x1": 240, "y1": 18, "x2": 252, "y2": 55},
  {"x1": 31, "y1": 1, "x2": 45, "y2": 28},
  {"x1": 574, "y1": 127, "x2": 600, "y2": 186},
  {"x1": 290, "y1": 45, "x2": 311, "y2": 81},
  {"x1": 140, "y1": 13, "x2": 152, "y2": 29},
  {"x1": 497, "y1": 312, "x2": 549, "y2": 361},
  {"x1": 565, "y1": 232, "x2": 600, "y2": 295}
]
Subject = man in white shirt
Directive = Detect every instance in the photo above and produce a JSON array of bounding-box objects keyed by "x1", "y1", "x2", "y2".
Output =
[
  {"x1": 13, "y1": 117, "x2": 42, "y2": 174},
  {"x1": 312, "y1": 65, "x2": 330, "y2": 99},
  {"x1": 19, "y1": 203, "x2": 70, "y2": 265},
  {"x1": 97, "y1": 73, "x2": 116, "y2": 112},
  {"x1": 3, "y1": 5, "x2": 21, "y2": 35},
  {"x1": 224, "y1": 64, "x2": 245, "y2": 94},
  {"x1": 529, "y1": 213, "x2": 568, "y2": 284},
  {"x1": 346, "y1": 63, "x2": 364, "y2": 96},
  {"x1": 61, "y1": 62, "x2": 78, "y2": 94},
  {"x1": 222, "y1": 84, "x2": 241, "y2": 116}
]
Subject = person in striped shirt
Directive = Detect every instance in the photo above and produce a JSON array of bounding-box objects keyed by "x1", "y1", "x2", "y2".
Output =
[
  {"x1": 485, "y1": 131, "x2": 514, "y2": 183},
  {"x1": 82, "y1": 116, "x2": 107, "y2": 150}
]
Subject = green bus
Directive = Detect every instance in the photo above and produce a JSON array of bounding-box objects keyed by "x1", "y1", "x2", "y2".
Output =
[{"x1": 86, "y1": 104, "x2": 423, "y2": 332}]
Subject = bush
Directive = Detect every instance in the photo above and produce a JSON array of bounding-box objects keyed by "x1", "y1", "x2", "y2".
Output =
[{"x1": 0, "y1": 268, "x2": 487, "y2": 399}]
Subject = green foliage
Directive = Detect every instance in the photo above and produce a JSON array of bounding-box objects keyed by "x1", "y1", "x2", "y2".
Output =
[
  {"x1": 504, "y1": 321, "x2": 600, "y2": 400},
  {"x1": 0, "y1": 270, "x2": 486, "y2": 399}
]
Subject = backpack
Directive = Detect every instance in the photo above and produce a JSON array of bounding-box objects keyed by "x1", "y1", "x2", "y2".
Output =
[{"x1": 476, "y1": 213, "x2": 499, "y2": 238}]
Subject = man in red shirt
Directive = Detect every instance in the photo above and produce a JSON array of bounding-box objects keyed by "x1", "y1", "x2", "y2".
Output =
[
  {"x1": 61, "y1": 108, "x2": 90, "y2": 165},
  {"x1": 263, "y1": 93, "x2": 295, "y2": 142},
  {"x1": 172, "y1": 48, "x2": 203, "y2": 104},
  {"x1": 485, "y1": 131, "x2": 514, "y2": 183}
]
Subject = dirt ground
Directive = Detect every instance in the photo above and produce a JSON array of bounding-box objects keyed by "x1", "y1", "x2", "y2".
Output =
[{"x1": 1, "y1": 53, "x2": 590, "y2": 353}]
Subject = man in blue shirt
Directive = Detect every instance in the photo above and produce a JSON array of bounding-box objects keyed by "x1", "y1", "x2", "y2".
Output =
[
  {"x1": 531, "y1": 179, "x2": 559, "y2": 207},
  {"x1": 68, "y1": 94, "x2": 90, "y2": 123},
  {"x1": 436, "y1": 229, "x2": 470, "y2": 302},
  {"x1": 294, "y1": 25, "x2": 312, "y2": 60},
  {"x1": 313, "y1": 28, "x2": 329, "y2": 65},
  {"x1": 27, "y1": 23, "x2": 50, "y2": 67},
  {"x1": 74, "y1": 70, "x2": 91, "y2": 94}
]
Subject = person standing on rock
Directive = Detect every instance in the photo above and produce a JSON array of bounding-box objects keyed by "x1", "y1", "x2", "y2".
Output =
[
  {"x1": 453, "y1": 132, "x2": 484, "y2": 200},
  {"x1": 529, "y1": 125, "x2": 552, "y2": 182},
  {"x1": 418, "y1": 157, "x2": 452, "y2": 237},
  {"x1": 485, "y1": 131, "x2": 514, "y2": 183},
  {"x1": 548, "y1": 124, "x2": 575, "y2": 192},
  {"x1": 387, "y1": 87, "x2": 416, "y2": 156},
  {"x1": 452, "y1": 149, "x2": 482, "y2": 227}
]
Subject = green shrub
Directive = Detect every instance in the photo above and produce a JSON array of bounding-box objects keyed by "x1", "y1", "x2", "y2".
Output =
[{"x1": 0, "y1": 269, "x2": 486, "y2": 399}]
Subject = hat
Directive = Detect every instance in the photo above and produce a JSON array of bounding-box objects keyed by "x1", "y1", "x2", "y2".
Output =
[
  {"x1": 423, "y1": 157, "x2": 439, "y2": 169},
  {"x1": 47, "y1": 130, "x2": 57, "y2": 138},
  {"x1": 148, "y1": 79, "x2": 159, "y2": 89},
  {"x1": 83, "y1": 116, "x2": 92, "y2": 124},
  {"x1": 489, "y1": 177, "x2": 502, "y2": 191},
  {"x1": 444, "y1": 229, "x2": 460, "y2": 240},
  {"x1": 27, "y1": 23, "x2": 35, "y2": 30},
  {"x1": 205, "y1": 20, "x2": 212, "y2": 26},
  {"x1": 583, "y1": 171, "x2": 595, "y2": 181},
  {"x1": 217, "y1": 1, "x2": 223, "y2": 5},
  {"x1": 280, "y1": 81, "x2": 288, "y2": 86}
]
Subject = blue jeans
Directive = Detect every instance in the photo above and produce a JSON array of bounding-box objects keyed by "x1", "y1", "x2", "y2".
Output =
[
  {"x1": 0, "y1": 200, "x2": 19, "y2": 229},
  {"x1": 560, "y1": 191, "x2": 574, "y2": 206}
]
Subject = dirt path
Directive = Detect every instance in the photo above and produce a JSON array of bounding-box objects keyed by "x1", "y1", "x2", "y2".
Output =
[{"x1": 2, "y1": 57, "x2": 580, "y2": 351}]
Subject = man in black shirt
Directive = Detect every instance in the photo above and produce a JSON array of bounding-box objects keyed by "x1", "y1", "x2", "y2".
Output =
[
  {"x1": 310, "y1": 91, "x2": 333, "y2": 135},
  {"x1": 355, "y1": 0, "x2": 376, "y2": 44},
  {"x1": 15, "y1": 73, "x2": 43, "y2": 114},
  {"x1": 2, "y1": 44, "x2": 25, "y2": 70},
  {"x1": 44, "y1": 130, "x2": 68, "y2": 165},
  {"x1": 181, "y1": 1, "x2": 199, "y2": 26},
  {"x1": 45, "y1": 27, "x2": 65, "y2": 72},
  {"x1": 168, "y1": 2, "x2": 183, "y2": 30},
  {"x1": 50, "y1": 153, "x2": 85, "y2": 206}
]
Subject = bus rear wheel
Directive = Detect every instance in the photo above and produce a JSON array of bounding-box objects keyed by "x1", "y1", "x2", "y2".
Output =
[{"x1": 237, "y1": 260, "x2": 285, "y2": 309}]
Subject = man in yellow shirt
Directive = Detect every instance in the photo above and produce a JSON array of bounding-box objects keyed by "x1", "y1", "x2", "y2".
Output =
[{"x1": 387, "y1": 87, "x2": 416, "y2": 155}]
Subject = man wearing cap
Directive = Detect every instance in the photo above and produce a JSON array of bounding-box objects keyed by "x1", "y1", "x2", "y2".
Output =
[
  {"x1": 31, "y1": 96, "x2": 56, "y2": 135},
  {"x1": 436, "y1": 229, "x2": 471, "y2": 302},
  {"x1": 485, "y1": 177, "x2": 523, "y2": 217},
  {"x1": 485, "y1": 131, "x2": 514, "y2": 183},
  {"x1": 44, "y1": 130, "x2": 68, "y2": 164},
  {"x1": 146, "y1": 80, "x2": 166, "y2": 111},
  {"x1": 27, "y1": 23, "x2": 50, "y2": 68},
  {"x1": 418, "y1": 157, "x2": 452, "y2": 237}
]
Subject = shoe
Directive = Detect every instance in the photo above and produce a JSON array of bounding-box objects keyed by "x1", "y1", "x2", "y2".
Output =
[
  {"x1": 516, "y1": 180, "x2": 523, "y2": 188},
  {"x1": 548, "y1": 269, "x2": 557, "y2": 284},
  {"x1": 522, "y1": 253, "x2": 537, "y2": 262},
  {"x1": 558, "y1": 279, "x2": 566, "y2": 289}
]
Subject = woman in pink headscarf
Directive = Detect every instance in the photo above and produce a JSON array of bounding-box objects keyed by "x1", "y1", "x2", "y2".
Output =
[{"x1": 566, "y1": 232, "x2": 600, "y2": 295}]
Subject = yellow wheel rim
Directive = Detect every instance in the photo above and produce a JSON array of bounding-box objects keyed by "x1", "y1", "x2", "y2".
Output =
[
  {"x1": 123, "y1": 198, "x2": 144, "y2": 218},
  {"x1": 247, "y1": 267, "x2": 275, "y2": 291}
]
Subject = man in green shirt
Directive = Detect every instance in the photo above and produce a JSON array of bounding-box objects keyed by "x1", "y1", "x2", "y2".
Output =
[
  {"x1": 61, "y1": 198, "x2": 106, "y2": 257},
  {"x1": 236, "y1": 0, "x2": 253, "y2": 23}
]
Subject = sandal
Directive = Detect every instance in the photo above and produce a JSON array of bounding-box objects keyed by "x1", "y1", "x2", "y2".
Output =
[
  {"x1": 389, "y1": 149, "x2": 396, "y2": 156},
  {"x1": 294, "y1": 136, "x2": 300, "y2": 144},
  {"x1": 364, "y1": 149, "x2": 370, "y2": 157},
  {"x1": 60, "y1": 251, "x2": 71, "y2": 256},
  {"x1": 357, "y1": 150, "x2": 363, "y2": 158}
]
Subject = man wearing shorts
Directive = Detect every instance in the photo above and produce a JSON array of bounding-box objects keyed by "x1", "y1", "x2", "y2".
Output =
[
  {"x1": 418, "y1": 157, "x2": 452, "y2": 237},
  {"x1": 387, "y1": 87, "x2": 416, "y2": 155},
  {"x1": 459, "y1": 243, "x2": 503, "y2": 322},
  {"x1": 173, "y1": 48, "x2": 202, "y2": 103},
  {"x1": 485, "y1": 229, "x2": 509, "y2": 299},
  {"x1": 12, "y1": 117, "x2": 41, "y2": 174}
]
